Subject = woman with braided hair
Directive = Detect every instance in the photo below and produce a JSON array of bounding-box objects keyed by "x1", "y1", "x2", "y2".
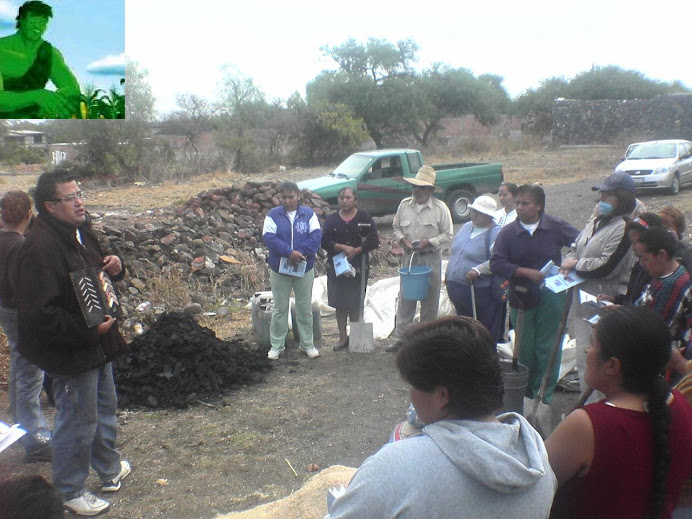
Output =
[{"x1": 546, "y1": 306, "x2": 692, "y2": 518}]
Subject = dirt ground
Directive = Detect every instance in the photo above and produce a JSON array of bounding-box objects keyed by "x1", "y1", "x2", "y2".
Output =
[{"x1": 2, "y1": 145, "x2": 692, "y2": 518}]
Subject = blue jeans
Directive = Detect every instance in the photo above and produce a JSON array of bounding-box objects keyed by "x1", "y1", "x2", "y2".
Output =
[
  {"x1": 50, "y1": 363, "x2": 122, "y2": 500},
  {"x1": 0, "y1": 306, "x2": 51, "y2": 454}
]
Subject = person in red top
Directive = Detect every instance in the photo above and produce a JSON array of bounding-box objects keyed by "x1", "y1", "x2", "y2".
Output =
[{"x1": 546, "y1": 306, "x2": 692, "y2": 519}]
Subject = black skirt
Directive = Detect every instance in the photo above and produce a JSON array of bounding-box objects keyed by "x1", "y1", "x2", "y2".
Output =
[{"x1": 326, "y1": 264, "x2": 368, "y2": 312}]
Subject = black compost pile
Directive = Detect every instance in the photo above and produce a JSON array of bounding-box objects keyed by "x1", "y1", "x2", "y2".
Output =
[{"x1": 114, "y1": 312, "x2": 272, "y2": 408}]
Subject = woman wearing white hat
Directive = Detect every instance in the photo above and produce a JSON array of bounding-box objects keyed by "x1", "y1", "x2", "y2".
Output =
[{"x1": 445, "y1": 195, "x2": 504, "y2": 343}]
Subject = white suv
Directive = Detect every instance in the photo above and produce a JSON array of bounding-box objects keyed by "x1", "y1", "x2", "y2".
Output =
[{"x1": 614, "y1": 139, "x2": 692, "y2": 195}]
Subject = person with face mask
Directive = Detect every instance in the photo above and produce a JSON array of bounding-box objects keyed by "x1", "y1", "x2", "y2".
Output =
[{"x1": 560, "y1": 172, "x2": 644, "y2": 397}]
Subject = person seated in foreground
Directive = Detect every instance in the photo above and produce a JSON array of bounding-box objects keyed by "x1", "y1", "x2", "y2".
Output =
[
  {"x1": 0, "y1": 475, "x2": 65, "y2": 518},
  {"x1": 327, "y1": 316, "x2": 557, "y2": 518},
  {"x1": 546, "y1": 306, "x2": 692, "y2": 519}
]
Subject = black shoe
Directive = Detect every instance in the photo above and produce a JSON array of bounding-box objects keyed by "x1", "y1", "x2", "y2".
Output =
[
  {"x1": 24, "y1": 445, "x2": 52, "y2": 463},
  {"x1": 385, "y1": 339, "x2": 403, "y2": 353},
  {"x1": 333, "y1": 337, "x2": 349, "y2": 351}
]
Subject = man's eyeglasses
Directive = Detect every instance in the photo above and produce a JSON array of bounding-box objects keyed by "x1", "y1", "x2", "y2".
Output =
[{"x1": 53, "y1": 191, "x2": 86, "y2": 204}]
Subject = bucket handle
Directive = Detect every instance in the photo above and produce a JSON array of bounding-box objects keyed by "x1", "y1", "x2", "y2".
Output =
[{"x1": 407, "y1": 251, "x2": 417, "y2": 271}]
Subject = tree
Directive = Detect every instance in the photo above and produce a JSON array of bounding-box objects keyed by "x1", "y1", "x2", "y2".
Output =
[
  {"x1": 42, "y1": 119, "x2": 87, "y2": 144},
  {"x1": 566, "y1": 65, "x2": 689, "y2": 100},
  {"x1": 411, "y1": 66, "x2": 507, "y2": 147},
  {"x1": 125, "y1": 60, "x2": 157, "y2": 123},
  {"x1": 513, "y1": 77, "x2": 569, "y2": 136},
  {"x1": 161, "y1": 94, "x2": 215, "y2": 160},
  {"x1": 263, "y1": 99, "x2": 299, "y2": 159},
  {"x1": 478, "y1": 74, "x2": 512, "y2": 114},
  {"x1": 287, "y1": 94, "x2": 368, "y2": 165},
  {"x1": 311, "y1": 38, "x2": 420, "y2": 148},
  {"x1": 215, "y1": 65, "x2": 268, "y2": 172},
  {"x1": 512, "y1": 66, "x2": 692, "y2": 136}
]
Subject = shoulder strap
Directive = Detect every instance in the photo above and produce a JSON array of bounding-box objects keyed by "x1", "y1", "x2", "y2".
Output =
[
  {"x1": 4, "y1": 41, "x2": 53, "y2": 91},
  {"x1": 484, "y1": 224, "x2": 499, "y2": 261}
]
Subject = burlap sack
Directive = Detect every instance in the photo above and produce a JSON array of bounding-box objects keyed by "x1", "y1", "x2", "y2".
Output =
[{"x1": 215, "y1": 465, "x2": 356, "y2": 519}]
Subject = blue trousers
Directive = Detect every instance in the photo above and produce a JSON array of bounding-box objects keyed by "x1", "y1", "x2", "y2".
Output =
[
  {"x1": 0, "y1": 306, "x2": 51, "y2": 454},
  {"x1": 445, "y1": 280, "x2": 503, "y2": 345},
  {"x1": 50, "y1": 363, "x2": 122, "y2": 500}
]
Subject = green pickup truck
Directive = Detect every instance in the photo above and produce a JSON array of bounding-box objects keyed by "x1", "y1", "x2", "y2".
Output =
[{"x1": 297, "y1": 149, "x2": 503, "y2": 222}]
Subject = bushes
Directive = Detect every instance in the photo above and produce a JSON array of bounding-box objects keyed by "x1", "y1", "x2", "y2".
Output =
[{"x1": 0, "y1": 144, "x2": 47, "y2": 165}]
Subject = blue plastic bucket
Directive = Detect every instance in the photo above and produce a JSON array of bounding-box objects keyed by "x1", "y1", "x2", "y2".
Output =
[{"x1": 399, "y1": 265, "x2": 432, "y2": 300}]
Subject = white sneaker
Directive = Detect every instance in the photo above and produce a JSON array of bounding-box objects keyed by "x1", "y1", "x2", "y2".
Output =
[
  {"x1": 64, "y1": 491, "x2": 110, "y2": 516},
  {"x1": 101, "y1": 459, "x2": 131, "y2": 492},
  {"x1": 304, "y1": 347, "x2": 320, "y2": 359},
  {"x1": 267, "y1": 349, "x2": 281, "y2": 360}
]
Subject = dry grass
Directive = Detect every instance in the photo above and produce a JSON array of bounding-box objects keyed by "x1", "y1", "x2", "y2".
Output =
[
  {"x1": 147, "y1": 268, "x2": 192, "y2": 309},
  {"x1": 199, "y1": 305, "x2": 252, "y2": 340},
  {"x1": 0, "y1": 144, "x2": 621, "y2": 214}
]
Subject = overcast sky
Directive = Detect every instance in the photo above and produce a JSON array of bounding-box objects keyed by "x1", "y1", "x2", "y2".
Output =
[
  {"x1": 126, "y1": 0, "x2": 691, "y2": 117},
  {"x1": 4, "y1": 0, "x2": 687, "y2": 118},
  {"x1": 0, "y1": 0, "x2": 124, "y2": 95}
]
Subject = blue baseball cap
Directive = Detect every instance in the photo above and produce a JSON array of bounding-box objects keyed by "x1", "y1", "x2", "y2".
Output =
[{"x1": 592, "y1": 172, "x2": 635, "y2": 193}]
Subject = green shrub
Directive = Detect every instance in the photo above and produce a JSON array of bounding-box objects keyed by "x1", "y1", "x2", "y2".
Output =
[{"x1": 0, "y1": 144, "x2": 48, "y2": 165}]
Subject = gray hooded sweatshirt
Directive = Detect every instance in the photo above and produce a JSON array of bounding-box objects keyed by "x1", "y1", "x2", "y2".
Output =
[{"x1": 328, "y1": 413, "x2": 556, "y2": 519}]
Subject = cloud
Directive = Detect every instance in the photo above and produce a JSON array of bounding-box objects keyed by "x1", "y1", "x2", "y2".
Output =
[
  {"x1": 0, "y1": 0, "x2": 16, "y2": 29},
  {"x1": 86, "y1": 53, "x2": 126, "y2": 76}
]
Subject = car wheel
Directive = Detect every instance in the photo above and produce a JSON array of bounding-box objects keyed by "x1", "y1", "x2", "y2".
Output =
[
  {"x1": 445, "y1": 189, "x2": 475, "y2": 223},
  {"x1": 669, "y1": 174, "x2": 680, "y2": 195}
]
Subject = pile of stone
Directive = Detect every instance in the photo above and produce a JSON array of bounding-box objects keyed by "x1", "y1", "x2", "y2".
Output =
[
  {"x1": 96, "y1": 181, "x2": 332, "y2": 319},
  {"x1": 94, "y1": 180, "x2": 402, "y2": 330},
  {"x1": 113, "y1": 312, "x2": 272, "y2": 408}
]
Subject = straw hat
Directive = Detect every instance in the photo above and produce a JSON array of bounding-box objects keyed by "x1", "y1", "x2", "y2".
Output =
[
  {"x1": 404, "y1": 166, "x2": 443, "y2": 193},
  {"x1": 468, "y1": 195, "x2": 497, "y2": 217}
]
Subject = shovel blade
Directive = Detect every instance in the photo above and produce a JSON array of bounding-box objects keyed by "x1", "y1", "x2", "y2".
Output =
[
  {"x1": 348, "y1": 322, "x2": 374, "y2": 353},
  {"x1": 524, "y1": 398, "x2": 553, "y2": 438}
]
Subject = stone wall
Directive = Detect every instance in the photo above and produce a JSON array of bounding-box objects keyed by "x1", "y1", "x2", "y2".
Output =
[{"x1": 552, "y1": 94, "x2": 692, "y2": 145}]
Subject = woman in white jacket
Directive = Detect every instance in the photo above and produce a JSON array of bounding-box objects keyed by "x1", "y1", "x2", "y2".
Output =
[{"x1": 560, "y1": 172, "x2": 643, "y2": 396}]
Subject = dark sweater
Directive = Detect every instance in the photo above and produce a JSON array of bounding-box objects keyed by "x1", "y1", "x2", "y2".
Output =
[
  {"x1": 16, "y1": 214, "x2": 128, "y2": 375},
  {"x1": 490, "y1": 214, "x2": 579, "y2": 310},
  {"x1": 0, "y1": 231, "x2": 23, "y2": 308}
]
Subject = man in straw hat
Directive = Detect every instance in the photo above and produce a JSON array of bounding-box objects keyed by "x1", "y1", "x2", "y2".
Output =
[{"x1": 389, "y1": 166, "x2": 453, "y2": 348}]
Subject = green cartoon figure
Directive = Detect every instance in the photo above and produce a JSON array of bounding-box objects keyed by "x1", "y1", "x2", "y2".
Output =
[{"x1": 0, "y1": 1, "x2": 81, "y2": 118}]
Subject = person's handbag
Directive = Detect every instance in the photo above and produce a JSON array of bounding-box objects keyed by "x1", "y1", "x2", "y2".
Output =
[{"x1": 484, "y1": 226, "x2": 509, "y2": 303}]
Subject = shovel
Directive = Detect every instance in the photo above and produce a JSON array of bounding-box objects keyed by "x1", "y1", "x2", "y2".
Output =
[
  {"x1": 349, "y1": 234, "x2": 374, "y2": 353},
  {"x1": 527, "y1": 287, "x2": 574, "y2": 438}
]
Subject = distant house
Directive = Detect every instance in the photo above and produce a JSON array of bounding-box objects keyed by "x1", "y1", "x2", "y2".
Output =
[{"x1": 3, "y1": 130, "x2": 48, "y2": 148}]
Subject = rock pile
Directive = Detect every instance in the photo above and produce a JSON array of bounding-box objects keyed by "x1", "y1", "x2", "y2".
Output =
[
  {"x1": 114, "y1": 312, "x2": 272, "y2": 408},
  {"x1": 93, "y1": 179, "x2": 401, "y2": 331},
  {"x1": 96, "y1": 181, "x2": 332, "y2": 319}
]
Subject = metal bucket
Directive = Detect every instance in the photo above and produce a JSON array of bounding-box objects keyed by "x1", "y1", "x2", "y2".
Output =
[
  {"x1": 257, "y1": 303, "x2": 273, "y2": 348},
  {"x1": 498, "y1": 360, "x2": 529, "y2": 415},
  {"x1": 251, "y1": 291, "x2": 273, "y2": 337}
]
